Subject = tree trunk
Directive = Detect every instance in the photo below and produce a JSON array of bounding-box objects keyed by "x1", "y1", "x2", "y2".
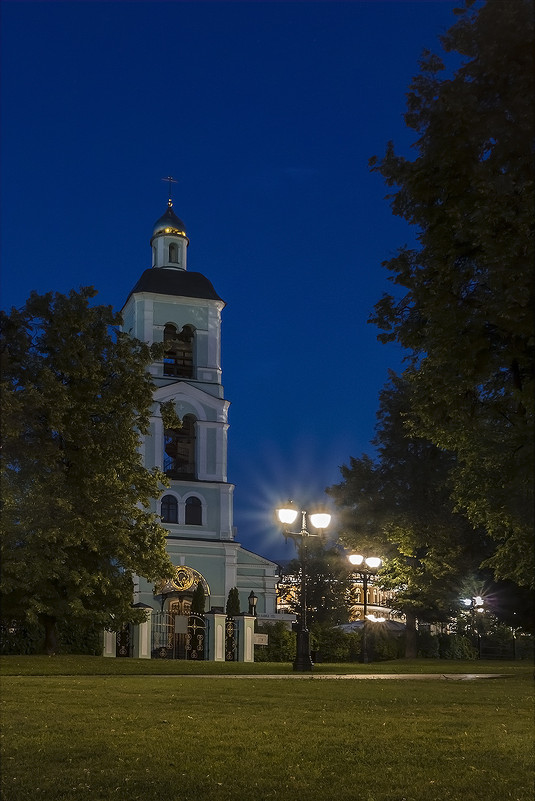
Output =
[
  {"x1": 404, "y1": 609, "x2": 418, "y2": 658},
  {"x1": 39, "y1": 614, "x2": 58, "y2": 655}
]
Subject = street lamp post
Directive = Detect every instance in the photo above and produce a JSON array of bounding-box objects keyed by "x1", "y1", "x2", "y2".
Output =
[
  {"x1": 348, "y1": 554, "x2": 382, "y2": 664},
  {"x1": 277, "y1": 503, "x2": 331, "y2": 671},
  {"x1": 462, "y1": 595, "x2": 485, "y2": 657}
]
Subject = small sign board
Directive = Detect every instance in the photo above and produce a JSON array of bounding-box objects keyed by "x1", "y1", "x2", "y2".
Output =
[
  {"x1": 253, "y1": 633, "x2": 269, "y2": 646},
  {"x1": 174, "y1": 616, "x2": 188, "y2": 634}
]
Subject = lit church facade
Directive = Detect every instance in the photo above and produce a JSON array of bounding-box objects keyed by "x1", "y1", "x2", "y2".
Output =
[{"x1": 120, "y1": 199, "x2": 279, "y2": 632}]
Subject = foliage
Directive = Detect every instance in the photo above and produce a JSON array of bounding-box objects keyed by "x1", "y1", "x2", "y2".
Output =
[
  {"x1": 310, "y1": 624, "x2": 361, "y2": 662},
  {"x1": 367, "y1": 627, "x2": 406, "y2": 662},
  {"x1": 0, "y1": 287, "x2": 174, "y2": 654},
  {"x1": 417, "y1": 630, "x2": 440, "y2": 659},
  {"x1": 159, "y1": 399, "x2": 182, "y2": 431},
  {"x1": 369, "y1": 0, "x2": 534, "y2": 588},
  {"x1": 191, "y1": 582, "x2": 206, "y2": 614},
  {"x1": 283, "y1": 539, "x2": 353, "y2": 626},
  {"x1": 0, "y1": 618, "x2": 102, "y2": 656},
  {"x1": 225, "y1": 587, "x2": 241, "y2": 616},
  {"x1": 438, "y1": 634, "x2": 478, "y2": 660},
  {"x1": 254, "y1": 622, "x2": 296, "y2": 662},
  {"x1": 328, "y1": 375, "x2": 485, "y2": 655},
  {"x1": 513, "y1": 635, "x2": 535, "y2": 661}
]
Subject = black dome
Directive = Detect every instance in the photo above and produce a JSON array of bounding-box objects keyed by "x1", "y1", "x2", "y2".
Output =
[{"x1": 124, "y1": 268, "x2": 224, "y2": 305}]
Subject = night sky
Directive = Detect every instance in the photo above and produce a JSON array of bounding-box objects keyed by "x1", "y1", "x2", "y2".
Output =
[{"x1": 1, "y1": 0, "x2": 460, "y2": 560}]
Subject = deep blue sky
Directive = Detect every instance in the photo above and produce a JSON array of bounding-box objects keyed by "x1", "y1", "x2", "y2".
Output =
[{"x1": 1, "y1": 0, "x2": 459, "y2": 559}]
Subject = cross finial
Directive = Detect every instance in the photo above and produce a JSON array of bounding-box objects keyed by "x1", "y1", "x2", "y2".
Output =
[{"x1": 162, "y1": 175, "x2": 178, "y2": 207}]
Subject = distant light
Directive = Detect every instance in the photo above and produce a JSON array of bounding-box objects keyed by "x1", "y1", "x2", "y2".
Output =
[
  {"x1": 476, "y1": 607, "x2": 485, "y2": 614},
  {"x1": 309, "y1": 512, "x2": 331, "y2": 530},
  {"x1": 462, "y1": 598, "x2": 472, "y2": 606},
  {"x1": 474, "y1": 595, "x2": 484, "y2": 607},
  {"x1": 349, "y1": 554, "x2": 364, "y2": 566}
]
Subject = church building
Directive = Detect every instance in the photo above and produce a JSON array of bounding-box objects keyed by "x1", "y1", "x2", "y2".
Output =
[{"x1": 121, "y1": 197, "x2": 279, "y2": 629}]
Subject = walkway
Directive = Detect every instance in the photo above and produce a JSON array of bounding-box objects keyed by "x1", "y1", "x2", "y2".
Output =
[{"x1": 157, "y1": 672, "x2": 507, "y2": 680}]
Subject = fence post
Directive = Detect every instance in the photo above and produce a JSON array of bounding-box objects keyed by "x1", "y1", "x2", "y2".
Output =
[
  {"x1": 205, "y1": 612, "x2": 227, "y2": 661},
  {"x1": 132, "y1": 606, "x2": 153, "y2": 659},
  {"x1": 236, "y1": 615, "x2": 255, "y2": 662},
  {"x1": 102, "y1": 629, "x2": 116, "y2": 657}
]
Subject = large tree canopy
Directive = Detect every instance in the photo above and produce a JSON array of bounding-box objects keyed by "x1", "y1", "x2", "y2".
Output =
[
  {"x1": 369, "y1": 0, "x2": 534, "y2": 587},
  {"x1": 328, "y1": 375, "x2": 488, "y2": 656},
  {"x1": 0, "y1": 288, "x2": 174, "y2": 653}
]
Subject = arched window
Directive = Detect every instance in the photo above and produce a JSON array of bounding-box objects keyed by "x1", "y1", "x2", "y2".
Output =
[
  {"x1": 185, "y1": 496, "x2": 202, "y2": 526},
  {"x1": 152, "y1": 245, "x2": 157, "y2": 266},
  {"x1": 169, "y1": 242, "x2": 178, "y2": 263},
  {"x1": 164, "y1": 415, "x2": 196, "y2": 480},
  {"x1": 161, "y1": 494, "x2": 178, "y2": 523},
  {"x1": 163, "y1": 323, "x2": 194, "y2": 378}
]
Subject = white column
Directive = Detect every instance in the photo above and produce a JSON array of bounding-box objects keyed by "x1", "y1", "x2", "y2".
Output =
[{"x1": 102, "y1": 629, "x2": 116, "y2": 658}]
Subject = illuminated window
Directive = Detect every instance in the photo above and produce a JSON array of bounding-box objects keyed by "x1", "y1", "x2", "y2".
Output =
[
  {"x1": 185, "y1": 496, "x2": 202, "y2": 525},
  {"x1": 164, "y1": 324, "x2": 194, "y2": 378},
  {"x1": 164, "y1": 415, "x2": 196, "y2": 480},
  {"x1": 161, "y1": 494, "x2": 178, "y2": 523}
]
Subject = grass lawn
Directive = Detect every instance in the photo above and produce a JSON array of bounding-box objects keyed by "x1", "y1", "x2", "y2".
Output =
[{"x1": 1, "y1": 657, "x2": 533, "y2": 801}]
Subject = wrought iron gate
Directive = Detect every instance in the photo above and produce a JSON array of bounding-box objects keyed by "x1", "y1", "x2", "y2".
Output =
[
  {"x1": 151, "y1": 612, "x2": 206, "y2": 659},
  {"x1": 116, "y1": 625, "x2": 131, "y2": 657},
  {"x1": 225, "y1": 616, "x2": 237, "y2": 661},
  {"x1": 151, "y1": 611, "x2": 174, "y2": 658},
  {"x1": 186, "y1": 614, "x2": 205, "y2": 660}
]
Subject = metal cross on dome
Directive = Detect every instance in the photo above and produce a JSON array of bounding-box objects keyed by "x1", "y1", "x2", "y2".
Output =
[{"x1": 162, "y1": 175, "x2": 178, "y2": 205}]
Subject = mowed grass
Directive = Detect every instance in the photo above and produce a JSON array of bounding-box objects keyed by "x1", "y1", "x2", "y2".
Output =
[
  {"x1": 1, "y1": 654, "x2": 533, "y2": 676},
  {"x1": 1, "y1": 659, "x2": 533, "y2": 801}
]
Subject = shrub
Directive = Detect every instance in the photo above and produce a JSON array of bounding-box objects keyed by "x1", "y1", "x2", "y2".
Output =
[
  {"x1": 0, "y1": 618, "x2": 102, "y2": 655},
  {"x1": 254, "y1": 622, "x2": 296, "y2": 662},
  {"x1": 514, "y1": 634, "x2": 534, "y2": 660},
  {"x1": 369, "y1": 630, "x2": 405, "y2": 661},
  {"x1": 311, "y1": 624, "x2": 351, "y2": 662},
  {"x1": 417, "y1": 630, "x2": 440, "y2": 658},
  {"x1": 438, "y1": 633, "x2": 478, "y2": 660},
  {"x1": 226, "y1": 587, "x2": 241, "y2": 616}
]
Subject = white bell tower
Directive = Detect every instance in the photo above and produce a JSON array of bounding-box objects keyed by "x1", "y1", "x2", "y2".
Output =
[{"x1": 121, "y1": 196, "x2": 278, "y2": 617}]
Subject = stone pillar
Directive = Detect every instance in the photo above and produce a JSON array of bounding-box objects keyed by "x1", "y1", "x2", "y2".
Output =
[
  {"x1": 236, "y1": 615, "x2": 255, "y2": 662},
  {"x1": 102, "y1": 629, "x2": 116, "y2": 658},
  {"x1": 205, "y1": 612, "x2": 227, "y2": 661},
  {"x1": 132, "y1": 608, "x2": 153, "y2": 659}
]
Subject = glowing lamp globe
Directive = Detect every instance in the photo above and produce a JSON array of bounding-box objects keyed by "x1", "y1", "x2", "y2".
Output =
[
  {"x1": 365, "y1": 557, "x2": 382, "y2": 570},
  {"x1": 309, "y1": 512, "x2": 331, "y2": 530},
  {"x1": 277, "y1": 507, "x2": 298, "y2": 526}
]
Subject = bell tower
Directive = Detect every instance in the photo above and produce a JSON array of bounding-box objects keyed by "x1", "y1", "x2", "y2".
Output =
[
  {"x1": 121, "y1": 194, "x2": 278, "y2": 618},
  {"x1": 122, "y1": 200, "x2": 232, "y2": 541}
]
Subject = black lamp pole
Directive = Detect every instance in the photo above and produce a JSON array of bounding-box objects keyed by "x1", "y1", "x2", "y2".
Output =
[
  {"x1": 277, "y1": 505, "x2": 331, "y2": 672},
  {"x1": 293, "y1": 512, "x2": 313, "y2": 671},
  {"x1": 361, "y1": 570, "x2": 369, "y2": 664},
  {"x1": 348, "y1": 555, "x2": 382, "y2": 664}
]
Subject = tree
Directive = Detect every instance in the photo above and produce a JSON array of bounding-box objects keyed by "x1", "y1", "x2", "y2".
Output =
[
  {"x1": 225, "y1": 587, "x2": 241, "y2": 616},
  {"x1": 0, "y1": 287, "x2": 174, "y2": 653},
  {"x1": 369, "y1": 0, "x2": 534, "y2": 588},
  {"x1": 328, "y1": 375, "x2": 486, "y2": 657},
  {"x1": 283, "y1": 539, "x2": 353, "y2": 627},
  {"x1": 191, "y1": 582, "x2": 206, "y2": 614}
]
